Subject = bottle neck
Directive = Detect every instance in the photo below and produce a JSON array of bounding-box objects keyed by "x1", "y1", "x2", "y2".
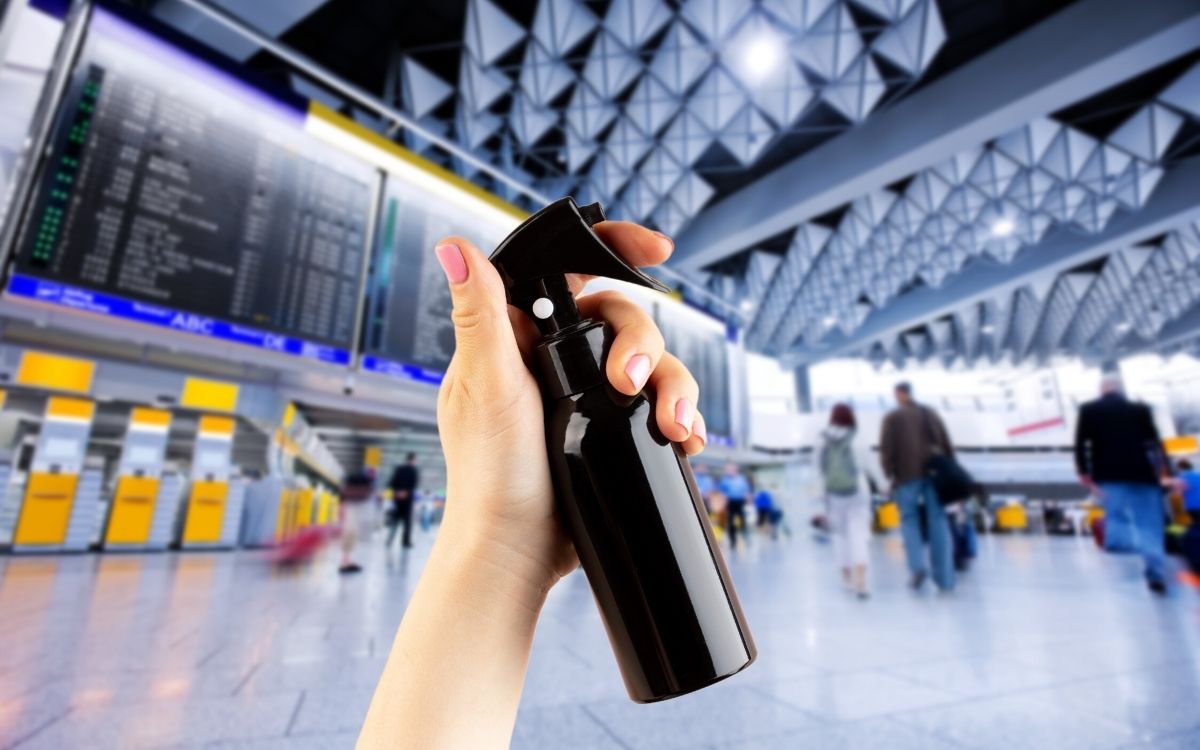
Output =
[{"x1": 533, "y1": 319, "x2": 610, "y2": 399}]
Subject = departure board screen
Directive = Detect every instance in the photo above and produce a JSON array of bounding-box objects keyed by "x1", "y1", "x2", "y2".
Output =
[
  {"x1": 655, "y1": 307, "x2": 733, "y2": 442},
  {"x1": 4, "y1": 5, "x2": 378, "y2": 365},
  {"x1": 361, "y1": 173, "x2": 515, "y2": 382}
]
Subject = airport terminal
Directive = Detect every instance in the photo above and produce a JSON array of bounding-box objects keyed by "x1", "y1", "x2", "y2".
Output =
[{"x1": 0, "y1": 0, "x2": 1198, "y2": 747}]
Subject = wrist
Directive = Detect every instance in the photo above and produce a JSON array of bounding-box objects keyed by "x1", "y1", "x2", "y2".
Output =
[{"x1": 435, "y1": 511, "x2": 560, "y2": 616}]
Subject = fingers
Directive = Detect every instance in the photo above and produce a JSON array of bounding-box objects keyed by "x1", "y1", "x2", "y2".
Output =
[
  {"x1": 434, "y1": 236, "x2": 523, "y2": 381},
  {"x1": 647, "y1": 353, "x2": 704, "y2": 451},
  {"x1": 593, "y1": 221, "x2": 674, "y2": 267},
  {"x1": 577, "y1": 291, "x2": 664, "y2": 396}
]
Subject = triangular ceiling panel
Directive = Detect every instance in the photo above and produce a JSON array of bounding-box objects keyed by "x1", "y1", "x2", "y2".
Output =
[
  {"x1": 565, "y1": 81, "x2": 618, "y2": 140},
  {"x1": 604, "y1": 0, "x2": 672, "y2": 49},
  {"x1": 582, "y1": 31, "x2": 642, "y2": 99},
  {"x1": 519, "y1": 41, "x2": 575, "y2": 107},
  {"x1": 401, "y1": 56, "x2": 453, "y2": 119},
  {"x1": 625, "y1": 74, "x2": 681, "y2": 137},
  {"x1": 531, "y1": 0, "x2": 596, "y2": 56},
  {"x1": 794, "y1": 2, "x2": 863, "y2": 81},
  {"x1": 649, "y1": 20, "x2": 712, "y2": 96},
  {"x1": 871, "y1": 0, "x2": 945, "y2": 74},
  {"x1": 464, "y1": 0, "x2": 525, "y2": 65}
]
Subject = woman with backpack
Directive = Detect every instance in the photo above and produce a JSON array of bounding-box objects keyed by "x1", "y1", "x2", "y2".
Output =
[{"x1": 818, "y1": 403, "x2": 873, "y2": 599}]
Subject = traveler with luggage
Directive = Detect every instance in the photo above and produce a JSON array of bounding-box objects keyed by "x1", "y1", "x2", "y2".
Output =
[
  {"x1": 880, "y1": 382, "x2": 958, "y2": 592},
  {"x1": 819, "y1": 403, "x2": 873, "y2": 599}
]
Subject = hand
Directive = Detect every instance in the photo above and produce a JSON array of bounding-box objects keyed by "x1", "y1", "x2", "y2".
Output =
[{"x1": 432, "y1": 223, "x2": 706, "y2": 606}]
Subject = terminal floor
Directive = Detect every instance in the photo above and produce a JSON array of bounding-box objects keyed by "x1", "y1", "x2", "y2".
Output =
[{"x1": 2, "y1": 530, "x2": 1199, "y2": 750}]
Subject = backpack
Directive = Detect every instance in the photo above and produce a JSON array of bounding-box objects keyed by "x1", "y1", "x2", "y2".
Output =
[{"x1": 822, "y1": 437, "x2": 858, "y2": 495}]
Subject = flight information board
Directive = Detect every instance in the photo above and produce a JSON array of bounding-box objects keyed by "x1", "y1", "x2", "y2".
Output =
[
  {"x1": 360, "y1": 174, "x2": 513, "y2": 382},
  {"x1": 655, "y1": 306, "x2": 733, "y2": 442},
  {"x1": 4, "y1": 5, "x2": 377, "y2": 365}
]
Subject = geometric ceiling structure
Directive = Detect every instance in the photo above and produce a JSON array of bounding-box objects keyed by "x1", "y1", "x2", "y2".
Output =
[
  {"x1": 179, "y1": 0, "x2": 1200, "y2": 372},
  {"x1": 743, "y1": 95, "x2": 1192, "y2": 356},
  {"x1": 405, "y1": 0, "x2": 948, "y2": 231}
]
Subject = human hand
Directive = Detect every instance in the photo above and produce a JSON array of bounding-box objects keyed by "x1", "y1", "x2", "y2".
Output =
[{"x1": 432, "y1": 223, "x2": 706, "y2": 607}]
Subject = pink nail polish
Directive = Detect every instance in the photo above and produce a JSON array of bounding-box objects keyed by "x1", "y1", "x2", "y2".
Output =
[
  {"x1": 625, "y1": 354, "x2": 651, "y2": 391},
  {"x1": 674, "y1": 398, "x2": 693, "y2": 431},
  {"x1": 435, "y1": 242, "x2": 468, "y2": 284},
  {"x1": 693, "y1": 417, "x2": 707, "y2": 445}
]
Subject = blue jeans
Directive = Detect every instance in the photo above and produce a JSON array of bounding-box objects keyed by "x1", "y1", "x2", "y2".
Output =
[
  {"x1": 1099, "y1": 483, "x2": 1166, "y2": 583},
  {"x1": 895, "y1": 478, "x2": 954, "y2": 590}
]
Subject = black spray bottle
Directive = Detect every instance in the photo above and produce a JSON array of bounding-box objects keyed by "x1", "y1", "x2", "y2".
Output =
[{"x1": 490, "y1": 197, "x2": 756, "y2": 703}]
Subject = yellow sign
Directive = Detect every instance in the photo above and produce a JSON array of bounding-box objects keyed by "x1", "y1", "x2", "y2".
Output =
[
  {"x1": 1164, "y1": 435, "x2": 1199, "y2": 456},
  {"x1": 130, "y1": 407, "x2": 171, "y2": 428},
  {"x1": 364, "y1": 445, "x2": 382, "y2": 469},
  {"x1": 197, "y1": 415, "x2": 236, "y2": 437},
  {"x1": 282, "y1": 402, "x2": 297, "y2": 428},
  {"x1": 46, "y1": 396, "x2": 95, "y2": 422},
  {"x1": 16, "y1": 350, "x2": 95, "y2": 394},
  {"x1": 180, "y1": 377, "x2": 239, "y2": 412}
]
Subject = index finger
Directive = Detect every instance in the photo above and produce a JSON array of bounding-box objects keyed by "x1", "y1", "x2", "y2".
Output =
[{"x1": 566, "y1": 220, "x2": 674, "y2": 295}]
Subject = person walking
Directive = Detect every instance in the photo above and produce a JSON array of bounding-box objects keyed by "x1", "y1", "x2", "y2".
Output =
[
  {"x1": 386, "y1": 453, "x2": 420, "y2": 549},
  {"x1": 719, "y1": 463, "x2": 752, "y2": 550},
  {"x1": 1074, "y1": 373, "x2": 1169, "y2": 594},
  {"x1": 880, "y1": 382, "x2": 956, "y2": 592},
  {"x1": 818, "y1": 403, "x2": 872, "y2": 598}
]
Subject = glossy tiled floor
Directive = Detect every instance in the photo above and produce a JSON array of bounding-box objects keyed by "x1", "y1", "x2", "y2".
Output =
[{"x1": 2, "y1": 527, "x2": 1199, "y2": 749}]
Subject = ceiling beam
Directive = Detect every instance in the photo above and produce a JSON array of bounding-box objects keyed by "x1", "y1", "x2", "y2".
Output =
[
  {"x1": 786, "y1": 157, "x2": 1200, "y2": 365},
  {"x1": 671, "y1": 0, "x2": 1200, "y2": 271}
]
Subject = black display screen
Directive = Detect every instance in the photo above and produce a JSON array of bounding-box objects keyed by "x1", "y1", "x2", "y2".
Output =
[
  {"x1": 360, "y1": 173, "x2": 514, "y2": 380},
  {"x1": 6, "y1": 5, "x2": 377, "y2": 360},
  {"x1": 656, "y1": 307, "x2": 733, "y2": 441}
]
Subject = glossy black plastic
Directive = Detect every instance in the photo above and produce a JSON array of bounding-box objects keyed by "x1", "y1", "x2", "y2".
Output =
[{"x1": 540, "y1": 322, "x2": 757, "y2": 702}]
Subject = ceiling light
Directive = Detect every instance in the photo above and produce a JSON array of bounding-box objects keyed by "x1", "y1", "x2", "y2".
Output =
[
  {"x1": 727, "y1": 22, "x2": 789, "y2": 86},
  {"x1": 822, "y1": 315, "x2": 837, "y2": 327},
  {"x1": 739, "y1": 299, "x2": 755, "y2": 313},
  {"x1": 990, "y1": 217, "x2": 1016, "y2": 238},
  {"x1": 980, "y1": 324, "x2": 995, "y2": 333},
  {"x1": 1115, "y1": 321, "x2": 1131, "y2": 333}
]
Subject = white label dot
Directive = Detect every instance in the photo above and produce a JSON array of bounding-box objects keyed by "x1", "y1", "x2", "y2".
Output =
[{"x1": 532, "y1": 297, "x2": 554, "y2": 319}]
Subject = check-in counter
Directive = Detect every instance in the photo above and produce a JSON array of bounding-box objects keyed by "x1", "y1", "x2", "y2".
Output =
[
  {"x1": 178, "y1": 415, "x2": 243, "y2": 549},
  {"x1": 11, "y1": 397, "x2": 100, "y2": 553},
  {"x1": 103, "y1": 407, "x2": 180, "y2": 551}
]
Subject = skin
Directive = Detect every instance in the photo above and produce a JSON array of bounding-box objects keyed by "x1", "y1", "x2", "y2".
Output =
[{"x1": 358, "y1": 223, "x2": 704, "y2": 750}]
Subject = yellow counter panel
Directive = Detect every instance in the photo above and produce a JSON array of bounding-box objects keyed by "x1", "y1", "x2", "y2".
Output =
[
  {"x1": 14, "y1": 473, "x2": 80, "y2": 545},
  {"x1": 105, "y1": 476, "x2": 161, "y2": 545},
  {"x1": 182, "y1": 480, "x2": 229, "y2": 544}
]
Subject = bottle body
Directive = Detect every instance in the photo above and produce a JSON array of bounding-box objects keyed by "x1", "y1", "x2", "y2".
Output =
[{"x1": 544, "y1": 374, "x2": 757, "y2": 702}]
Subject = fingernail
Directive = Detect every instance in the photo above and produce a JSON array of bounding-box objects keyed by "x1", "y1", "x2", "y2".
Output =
[
  {"x1": 435, "y1": 242, "x2": 468, "y2": 284},
  {"x1": 625, "y1": 354, "x2": 650, "y2": 391},
  {"x1": 653, "y1": 231, "x2": 675, "y2": 250},
  {"x1": 693, "y1": 415, "x2": 707, "y2": 445},
  {"x1": 674, "y1": 398, "x2": 693, "y2": 432}
]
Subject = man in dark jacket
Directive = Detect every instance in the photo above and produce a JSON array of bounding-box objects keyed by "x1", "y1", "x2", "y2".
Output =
[
  {"x1": 386, "y1": 453, "x2": 420, "y2": 549},
  {"x1": 1074, "y1": 373, "x2": 1168, "y2": 593},
  {"x1": 880, "y1": 381, "x2": 956, "y2": 591}
]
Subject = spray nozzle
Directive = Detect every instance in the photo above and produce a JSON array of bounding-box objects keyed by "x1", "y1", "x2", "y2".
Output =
[{"x1": 490, "y1": 197, "x2": 670, "y2": 337}]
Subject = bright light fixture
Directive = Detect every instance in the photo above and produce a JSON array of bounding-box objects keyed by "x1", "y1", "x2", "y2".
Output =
[
  {"x1": 822, "y1": 315, "x2": 837, "y2": 327},
  {"x1": 740, "y1": 32, "x2": 786, "y2": 83},
  {"x1": 727, "y1": 19, "x2": 789, "y2": 86},
  {"x1": 980, "y1": 324, "x2": 995, "y2": 334},
  {"x1": 1115, "y1": 321, "x2": 1132, "y2": 333},
  {"x1": 739, "y1": 299, "x2": 755, "y2": 313},
  {"x1": 990, "y1": 217, "x2": 1016, "y2": 238}
]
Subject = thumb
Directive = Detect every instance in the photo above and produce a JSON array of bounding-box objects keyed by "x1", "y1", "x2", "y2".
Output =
[{"x1": 435, "y1": 237, "x2": 522, "y2": 379}]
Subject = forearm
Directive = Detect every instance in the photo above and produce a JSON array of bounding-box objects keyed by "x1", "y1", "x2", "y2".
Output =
[{"x1": 358, "y1": 517, "x2": 550, "y2": 749}]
